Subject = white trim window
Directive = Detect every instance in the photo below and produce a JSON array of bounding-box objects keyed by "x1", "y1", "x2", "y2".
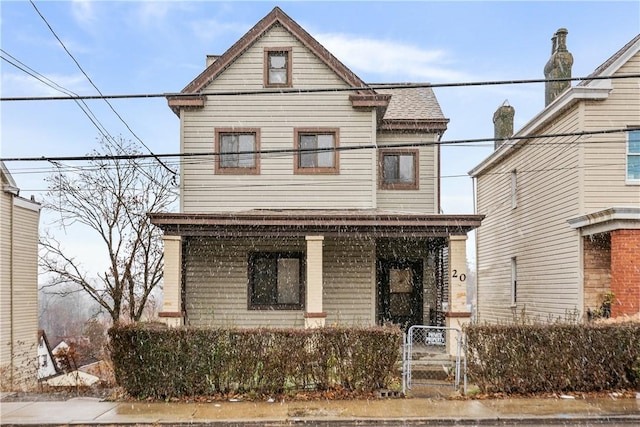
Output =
[
  {"x1": 510, "y1": 257, "x2": 518, "y2": 306},
  {"x1": 627, "y1": 129, "x2": 640, "y2": 183},
  {"x1": 510, "y1": 169, "x2": 518, "y2": 209}
]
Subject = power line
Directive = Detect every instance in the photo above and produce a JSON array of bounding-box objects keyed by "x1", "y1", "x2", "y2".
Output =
[
  {"x1": 1, "y1": 49, "x2": 117, "y2": 143},
  {"x1": 2, "y1": 74, "x2": 639, "y2": 102},
  {"x1": 28, "y1": 0, "x2": 177, "y2": 179},
  {"x1": 2, "y1": 126, "x2": 637, "y2": 163}
]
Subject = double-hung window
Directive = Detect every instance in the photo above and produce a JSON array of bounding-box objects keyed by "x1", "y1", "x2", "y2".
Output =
[
  {"x1": 379, "y1": 149, "x2": 419, "y2": 190},
  {"x1": 264, "y1": 48, "x2": 292, "y2": 87},
  {"x1": 294, "y1": 128, "x2": 339, "y2": 174},
  {"x1": 248, "y1": 252, "x2": 304, "y2": 310},
  {"x1": 627, "y1": 129, "x2": 640, "y2": 183},
  {"x1": 215, "y1": 129, "x2": 259, "y2": 174}
]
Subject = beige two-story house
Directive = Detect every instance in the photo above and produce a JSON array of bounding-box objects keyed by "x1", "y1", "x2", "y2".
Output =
[
  {"x1": 470, "y1": 30, "x2": 640, "y2": 322},
  {"x1": 1, "y1": 161, "x2": 41, "y2": 390},
  {"x1": 150, "y1": 7, "x2": 483, "y2": 332}
]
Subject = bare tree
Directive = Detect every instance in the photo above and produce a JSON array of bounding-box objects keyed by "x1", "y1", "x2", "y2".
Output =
[{"x1": 40, "y1": 137, "x2": 178, "y2": 325}]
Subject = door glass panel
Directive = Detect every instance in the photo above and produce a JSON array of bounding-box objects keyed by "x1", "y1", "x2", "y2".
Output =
[{"x1": 390, "y1": 268, "x2": 412, "y2": 293}]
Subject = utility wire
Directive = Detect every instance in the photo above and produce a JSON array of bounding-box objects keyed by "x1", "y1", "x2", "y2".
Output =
[
  {"x1": 2, "y1": 126, "x2": 637, "y2": 163},
  {"x1": 28, "y1": 0, "x2": 177, "y2": 178},
  {"x1": 1, "y1": 50, "x2": 116, "y2": 143},
  {"x1": 2, "y1": 73, "x2": 639, "y2": 102}
]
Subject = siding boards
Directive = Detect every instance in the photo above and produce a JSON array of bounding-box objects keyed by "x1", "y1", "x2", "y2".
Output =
[
  {"x1": 181, "y1": 25, "x2": 376, "y2": 212},
  {"x1": 0, "y1": 192, "x2": 12, "y2": 371},
  {"x1": 476, "y1": 106, "x2": 582, "y2": 323},
  {"x1": 183, "y1": 237, "x2": 378, "y2": 328},
  {"x1": 583, "y1": 55, "x2": 640, "y2": 209},
  {"x1": 376, "y1": 133, "x2": 438, "y2": 213},
  {"x1": 323, "y1": 238, "x2": 375, "y2": 326}
]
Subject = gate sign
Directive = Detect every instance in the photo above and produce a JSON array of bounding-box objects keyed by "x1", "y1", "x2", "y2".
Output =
[{"x1": 424, "y1": 330, "x2": 445, "y2": 346}]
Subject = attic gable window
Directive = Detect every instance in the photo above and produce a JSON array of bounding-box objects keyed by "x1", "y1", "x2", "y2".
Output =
[
  {"x1": 379, "y1": 149, "x2": 419, "y2": 190},
  {"x1": 265, "y1": 48, "x2": 292, "y2": 87},
  {"x1": 294, "y1": 128, "x2": 339, "y2": 174},
  {"x1": 627, "y1": 129, "x2": 640, "y2": 183},
  {"x1": 215, "y1": 128, "x2": 260, "y2": 175}
]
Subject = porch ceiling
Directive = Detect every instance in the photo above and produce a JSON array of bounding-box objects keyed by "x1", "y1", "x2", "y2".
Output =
[{"x1": 149, "y1": 209, "x2": 484, "y2": 238}]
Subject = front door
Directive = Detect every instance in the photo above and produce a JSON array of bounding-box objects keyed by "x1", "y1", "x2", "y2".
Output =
[{"x1": 377, "y1": 259, "x2": 423, "y2": 330}]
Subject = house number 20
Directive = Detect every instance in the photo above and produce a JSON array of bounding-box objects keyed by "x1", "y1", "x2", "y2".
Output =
[{"x1": 452, "y1": 269, "x2": 466, "y2": 282}]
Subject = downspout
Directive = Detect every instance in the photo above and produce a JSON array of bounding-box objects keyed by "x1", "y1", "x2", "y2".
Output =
[
  {"x1": 472, "y1": 176, "x2": 479, "y2": 322},
  {"x1": 9, "y1": 194, "x2": 14, "y2": 387},
  {"x1": 437, "y1": 132, "x2": 442, "y2": 213}
]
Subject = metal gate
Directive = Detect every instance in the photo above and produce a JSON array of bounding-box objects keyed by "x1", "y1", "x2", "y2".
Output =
[{"x1": 402, "y1": 325, "x2": 466, "y2": 394}]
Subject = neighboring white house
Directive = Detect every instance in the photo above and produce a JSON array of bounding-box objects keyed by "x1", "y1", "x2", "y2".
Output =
[
  {"x1": 37, "y1": 330, "x2": 59, "y2": 380},
  {"x1": 470, "y1": 30, "x2": 640, "y2": 322},
  {"x1": 150, "y1": 7, "x2": 482, "y2": 339},
  {"x1": 1, "y1": 161, "x2": 41, "y2": 390}
]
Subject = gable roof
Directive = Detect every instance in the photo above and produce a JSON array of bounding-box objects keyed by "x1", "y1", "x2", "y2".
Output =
[
  {"x1": 578, "y1": 33, "x2": 640, "y2": 88},
  {"x1": 469, "y1": 32, "x2": 640, "y2": 177},
  {"x1": 168, "y1": 6, "x2": 372, "y2": 113},
  {"x1": 167, "y1": 7, "x2": 449, "y2": 132}
]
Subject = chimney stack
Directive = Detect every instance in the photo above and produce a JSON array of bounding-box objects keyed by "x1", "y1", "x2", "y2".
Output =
[
  {"x1": 493, "y1": 100, "x2": 515, "y2": 150},
  {"x1": 544, "y1": 28, "x2": 573, "y2": 106}
]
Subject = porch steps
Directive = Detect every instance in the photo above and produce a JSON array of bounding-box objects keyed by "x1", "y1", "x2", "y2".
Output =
[{"x1": 407, "y1": 350, "x2": 459, "y2": 382}]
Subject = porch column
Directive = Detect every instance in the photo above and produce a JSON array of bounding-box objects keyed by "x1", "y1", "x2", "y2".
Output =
[
  {"x1": 446, "y1": 234, "x2": 471, "y2": 356},
  {"x1": 158, "y1": 235, "x2": 183, "y2": 327},
  {"x1": 304, "y1": 235, "x2": 326, "y2": 328}
]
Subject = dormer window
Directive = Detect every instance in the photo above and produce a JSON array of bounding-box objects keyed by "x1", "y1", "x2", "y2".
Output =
[{"x1": 265, "y1": 48, "x2": 291, "y2": 87}]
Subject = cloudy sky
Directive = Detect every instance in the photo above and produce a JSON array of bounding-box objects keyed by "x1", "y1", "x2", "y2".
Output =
[{"x1": 1, "y1": 1, "x2": 639, "y2": 269}]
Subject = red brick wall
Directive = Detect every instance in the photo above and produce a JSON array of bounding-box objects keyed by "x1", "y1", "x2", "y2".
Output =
[{"x1": 610, "y1": 229, "x2": 640, "y2": 317}]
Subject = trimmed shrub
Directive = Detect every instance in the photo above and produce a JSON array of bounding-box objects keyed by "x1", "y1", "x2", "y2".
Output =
[
  {"x1": 108, "y1": 324, "x2": 402, "y2": 399},
  {"x1": 466, "y1": 322, "x2": 640, "y2": 394}
]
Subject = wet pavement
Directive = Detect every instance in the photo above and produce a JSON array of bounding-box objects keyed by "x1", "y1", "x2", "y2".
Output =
[{"x1": 1, "y1": 394, "x2": 639, "y2": 426}]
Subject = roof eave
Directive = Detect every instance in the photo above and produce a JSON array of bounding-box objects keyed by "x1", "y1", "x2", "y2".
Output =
[{"x1": 469, "y1": 86, "x2": 612, "y2": 177}]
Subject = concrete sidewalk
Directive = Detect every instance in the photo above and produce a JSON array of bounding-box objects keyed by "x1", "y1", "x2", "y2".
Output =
[{"x1": 1, "y1": 395, "x2": 639, "y2": 426}]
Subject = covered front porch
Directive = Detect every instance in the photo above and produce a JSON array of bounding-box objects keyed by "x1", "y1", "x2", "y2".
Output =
[{"x1": 150, "y1": 210, "x2": 483, "y2": 334}]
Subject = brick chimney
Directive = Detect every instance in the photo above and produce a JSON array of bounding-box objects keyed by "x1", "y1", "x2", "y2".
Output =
[
  {"x1": 544, "y1": 28, "x2": 573, "y2": 106},
  {"x1": 493, "y1": 100, "x2": 515, "y2": 149}
]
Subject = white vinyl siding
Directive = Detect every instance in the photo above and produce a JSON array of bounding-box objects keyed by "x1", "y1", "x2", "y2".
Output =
[
  {"x1": 583, "y1": 55, "x2": 640, "y2": 207},
  {"x1": 0, "y1": 192, "x2": 12, "y2": 374},
  {"x1": 476, "y1": 105, "x2": 582, "y2": 323},
  {"x1": 183, "y1": 237, "x2": 376, "y2": 328},
  {"x1": 0, "y1": 190, "x2": 40, "y2": 390},
  {"x1": 376, "y1": 133, "x2": 438, "y2": 213},
  {"x1": 180, "y1": 25, "x2": 375, "y2": 212},
  {"x1": 322, "y1": 238, "x2": 375, "y2": 326}
]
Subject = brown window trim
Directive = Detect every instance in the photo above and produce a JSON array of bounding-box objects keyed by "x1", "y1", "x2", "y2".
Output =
[
  {"x1": 248, "y1": 251, "x2": 305, "y2": 311},
  {"x1": 378, "y1": 149, "x2": 419, "y2": 190},
  {"x1": 294, "y1": 128, "x2": 340, "y2": 174},
  {"x1": 264, "y1": 47, "x2": 292, "y2": 88},
  {"x1": 214, "y1": 128, "x2": 260, "y2": 175}
]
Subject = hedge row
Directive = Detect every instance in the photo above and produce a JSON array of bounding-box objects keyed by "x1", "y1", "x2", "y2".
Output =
[
  {"x1": 108, "y1": 324, "x2": 402, "y2": 398},
  {"x1": 466, "y1": 322, "x2": 640, "y2": 394}
]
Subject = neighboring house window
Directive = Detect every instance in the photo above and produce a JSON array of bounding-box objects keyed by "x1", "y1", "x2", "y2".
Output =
[
  {"x1": 294, "y1": 128, "x2": 339, "y2": 174},
  {"x1": 379, "y1": 149, "x2": 419, "y2": 190},
  {"x1": 511, "y1": 169, "x2": 518, "y2": 209},
  {"x1": 215, "y1": 129, "x2": 260, "y2": 174},
  {"x1": 249, "y1": 252, "x2": 304, "y2": 310},
  {"x1": 511, "y1": 257, "x2": 518, "y2": 306},
  {"x1": 264, "y1": 48, "x2": 292, "y2": 87},
  {"x1": 627, "y1": 129, "x2": 640, "y2": 183}
]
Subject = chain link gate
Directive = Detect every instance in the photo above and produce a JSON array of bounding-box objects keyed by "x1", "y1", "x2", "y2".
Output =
[{"x1": 402, "y1": 326, "x2": 466, "y2": 394}]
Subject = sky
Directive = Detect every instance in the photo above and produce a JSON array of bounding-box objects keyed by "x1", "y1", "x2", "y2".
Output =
[{"x1": 1, "y1": 0, "x2": 639, "y2": 273}]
